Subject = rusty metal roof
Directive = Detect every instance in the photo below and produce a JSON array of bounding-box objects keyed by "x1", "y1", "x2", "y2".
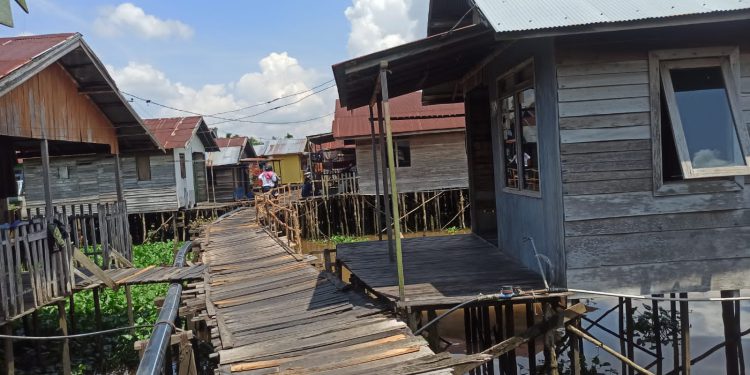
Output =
[
  {"x1": 475, "y1": 0, "x2": 750, "y2": 35},
  {"x1": 256, "y1": 138, "x2": 307, "y2": 156},
  {"x1": 332, "y1": 91, "x2": 465, "y2": 140},
  {"x1": 143, "y1": 116, "x2": 219, "y2": 151},
  {"x1": 0, "y1": 33, "x2": 75, "y2": 78},
  {"x1": 215, "y1": 136, "x2": 247, "y2": 148}
]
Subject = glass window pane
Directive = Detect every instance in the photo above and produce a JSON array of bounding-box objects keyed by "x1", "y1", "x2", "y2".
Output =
[
  {"x1": 519, "y1": 89, "x2": 539, "y2": 191},
  {"x1": 501, "y1": 95, "x2": 518, "y2": 189},
  {"x1": 670, "y1": 66, "x2": 744, "y2": 168}
]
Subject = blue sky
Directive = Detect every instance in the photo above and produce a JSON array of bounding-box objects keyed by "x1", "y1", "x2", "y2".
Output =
[{"x1": 1, "y1": 0, "x2": 428, "y2": 140}]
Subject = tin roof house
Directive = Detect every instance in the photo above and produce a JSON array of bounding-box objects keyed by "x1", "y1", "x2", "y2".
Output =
[
  {"x1": 332, "y1": 91, "x2": 468, "y2": 195},
  {"x1": 206, "y1": 136, "x2": 257, "y2": 202},
  {"x1": 333, "y1": 0, "x2": 750, "y2": 296}
]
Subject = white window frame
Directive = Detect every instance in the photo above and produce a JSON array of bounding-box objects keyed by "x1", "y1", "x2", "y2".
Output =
[{"x1": 650, "y1": 46, "x2": 749, "y2": 194}]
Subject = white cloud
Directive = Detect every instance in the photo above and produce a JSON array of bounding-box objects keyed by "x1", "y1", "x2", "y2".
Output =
[
  {"x1": 107, "y1": 52, "x2": 336, "y2": 141},
  {"x1": 93, "y1": 3, "x2": 193, "y2": 40},
  {"x1": 344, "y1": 0, "x2": 427, "y2": 57}
]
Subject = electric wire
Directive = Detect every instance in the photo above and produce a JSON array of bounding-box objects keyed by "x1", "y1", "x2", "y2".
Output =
[
  {"x1": 208, "y1": 79, "x2": 335, "y2": 116},
  {"x1": 0, "y1": 323, "x2": 166, "y2": 341}
]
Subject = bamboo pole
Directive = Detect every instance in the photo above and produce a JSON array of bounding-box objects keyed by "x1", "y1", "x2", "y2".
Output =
[
  {"x1": 379, "y1": 62, "x2": 405, "y2": 301},
  {"x1": 376, "y1": 100, "x2": 394, "y2": 261},
  {"x1": 368, "y1": 106, "x2": 382, "y2": 241}
]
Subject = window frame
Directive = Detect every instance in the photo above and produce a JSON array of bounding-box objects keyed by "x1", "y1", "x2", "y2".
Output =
[
  {"x1": 496, "y1": 59, "x2": 541, "y2": 198},
  {"x1": 57, "y1": 166, "x2": 70, "y2": 180},
  {"x1": 136, "y1": 155, "x2": 152, "y2": 181},
  {"x1": 395, "y1": 139, "x2": 411, "y2": 168},
  {"x1": 179, "y1": 153, "x2": 187, "y2": 179},
  {"x1": 649, "y1": 46, "x2": 748, "y2": 195}
]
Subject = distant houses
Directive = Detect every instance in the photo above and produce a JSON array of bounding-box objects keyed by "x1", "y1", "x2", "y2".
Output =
[
  {"x1": 206, "y1": 136, "x2": 257, "y2": 202},
  {"x1": 256, "y1": 138, "x2": 307, "y2": 184},
  {"x1": 332, "y1": 91, "x2": 468, "y2": 195}
]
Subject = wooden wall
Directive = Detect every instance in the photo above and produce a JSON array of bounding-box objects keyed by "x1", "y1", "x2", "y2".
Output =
[
  {"x1": 479, "y1": 38, "x2": 566, "y2": 287},
  {"x1": 0, "y1": 63, "x2": 118, "y2": 153},
  {"x1": 556, "y1": 24, "x2": 750, "y2": 294},
  {"x1": 275, "y1": 154, "x2": 304, "y2": 185},
  {"x1": 210, "y1": 167, "x2": 239, "y2": 202},
  {"x1": 24, "y1": 152, "x2": 179, "y2": 214},
  {"x1": 355, "y1": 131, "x2": 469, "y2": 195}
]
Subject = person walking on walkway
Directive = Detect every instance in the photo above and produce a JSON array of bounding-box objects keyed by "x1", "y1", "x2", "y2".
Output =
[{"x1": 259, "y1": 165, "x2": 279, "y2": 193}]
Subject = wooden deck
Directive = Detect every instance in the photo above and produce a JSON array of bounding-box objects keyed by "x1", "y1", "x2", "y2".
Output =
[
  {"x1": 336, "y1": 235, "x2": 550, "y2": 308},
  {"x1": 184, "y1": 208, "x2": 485, "y2": 374},
  {"x1": 74, "y1": 264, "x2": 206, "y2": 290}
]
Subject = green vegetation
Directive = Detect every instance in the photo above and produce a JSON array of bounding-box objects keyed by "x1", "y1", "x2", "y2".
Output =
[
  {"x1": 328, "y1": 235, "x2": 368, "y2": 244},
  {"x1": 33, "y1": 241, "x2": 179, "y2": 374},
  {"x1": 445, "y1": 226, "x2": 461, "y2": 235}
]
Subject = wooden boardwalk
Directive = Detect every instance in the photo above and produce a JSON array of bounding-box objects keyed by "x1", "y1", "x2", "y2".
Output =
[
  {"x1": 184, "y1": 208, "x2": 484, "y2": 374},
  {"x1": 74, "y1": 264, "x2": 206, "y2": 290},
  {"x1": 336, "y1": 235, "x2": 551, "y2": 308}
]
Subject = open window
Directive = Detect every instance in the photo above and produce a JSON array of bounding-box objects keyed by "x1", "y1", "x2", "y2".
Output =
[
  {"x1": 396, "y1": 140, "x2": 411, "y2": 168},
  {"x1": 497, "y1": 60, "x2": 540, "y2": 195},
  {"x1": 651, "y1": 47, "x2": 750, "y2": 193},
  {"x1": 179, "y1": 153, "x2": 187, "y2": 179}
]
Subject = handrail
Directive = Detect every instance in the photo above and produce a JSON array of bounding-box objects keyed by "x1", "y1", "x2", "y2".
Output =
[{"x1": 135, "y1": 240, "x2": 192, "y2": 375}]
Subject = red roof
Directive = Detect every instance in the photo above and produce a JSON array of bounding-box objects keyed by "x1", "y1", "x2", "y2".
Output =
[
  {"x1": 215, "y1": 136, "x2": 247, "y2": 148},
  {"x1": 332, "y1": 92, "x2": 465, "y2": 139},
  {"x1": 0, "y1": 33, "x2": 76, "y2": 79},
  {"x1": 143, "y1": 116, "x2": 204, "y2": 149}
]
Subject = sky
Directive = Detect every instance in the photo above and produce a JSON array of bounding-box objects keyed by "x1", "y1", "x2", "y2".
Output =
[{"x1": 1, "y1": 0, "x2": 429, "y2": 142}]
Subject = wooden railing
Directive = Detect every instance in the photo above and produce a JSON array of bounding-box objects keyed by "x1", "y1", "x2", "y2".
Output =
[
  {"x1": 0, "y1": 201, "x2": 132, "y2": 324},
  {"x1": 313, "y1": 172, "x2": 358, "y2": 196},
  {"x1": 255, "y1": 186, "x2": 303, "y2": 254}
]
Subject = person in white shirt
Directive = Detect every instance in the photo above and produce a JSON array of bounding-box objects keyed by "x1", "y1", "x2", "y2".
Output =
[{"x1": 259, "y1": 165, "x2": 279, "y2": 193}]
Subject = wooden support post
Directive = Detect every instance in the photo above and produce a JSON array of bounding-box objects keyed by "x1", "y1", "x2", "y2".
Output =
[
  {"x1": 57, "y1": 301, "x2": 71, "y2": 375},
  {"x1": 679, "y1": 293, "x2": 690, "y2": 375},
  {"x1": 376, "y1": 100, "x2": 394, "y2": 261},
  {"x1": 670, "y1": 293, "x2": 680, "y2": 374},
  {"x1": 570, "y1": 299, "x2": 582, "y2": 375},
  {"x1": 173, "y1": 212, "x2": 179, "y2": 252},
  {"x1": 3, "y1": 324, "x2": 13, "y2": 375},
  {"x1": 505, "y1": 303, "x2": 517, "y2": 375},
  {"x1": 464, "y1": 307, "x2": 473, "y2": 355},
  {"x1": 626, "y1": 298, "x2": 635, "y2": 375},
  {"x1": 651, "y1": 295, "x2": 663, "y2": 375},
  {"x1": 527, "y1": 302, "x2": 537, "y2": 373},
  {"x1": 126, "y1": 285, "x2": 135, "y2": 334},
  {"x1": 40, "y1": 139, "x2": 54, "y2": 221},
  {"x1": 141, "y1": 214, "x2": 147, "y2": 244},
  {"x1": 721, "y1": 290, "x2": 740, "y2": 375},
  {"x1": 93, "y1": 287, "x2": 103, "y2": 357},
  {"x1": 68, "y1": 295, "x2": 76, "y2": 334},
  {"x1": 543, "y1": 302, "x2": 559, "y2": 375},
  {"x1": 426, "y1": 309, "x2": 441, "y2": 351},
  {"x1": 619, "y1": 297, "x2": 628, "y2": 375}
]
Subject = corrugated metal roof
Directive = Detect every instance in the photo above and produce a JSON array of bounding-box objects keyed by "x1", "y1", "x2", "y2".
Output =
[
  {"x1": 332, "y1": 92, "x2": 465, "y2": 139},
  {"x1": 257, "y1": 139, "x2": 307, "y2": 156},
  {"x1": 143, "y1": 116, "x2": 206, "y2": 150},
  {"x1": 0, "y1": 33, "x2": 75, "y2": 78},
  {"x1": 475, "y1": 0, "x2": 750, "y2": 33},
  {"x1": 215, "y1": 136, "x2": 247, "y2": 148},
  {"x1": 207, "y1": 146, "x2": 242, "y2": 167}
]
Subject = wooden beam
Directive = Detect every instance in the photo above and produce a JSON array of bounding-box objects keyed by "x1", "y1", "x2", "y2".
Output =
[
  {"x1": 73, "y1": 248, "x2": 117, "y2": 290},
  {"x1": 567, "y1": 325, "x2": 655, "y2": 375}
]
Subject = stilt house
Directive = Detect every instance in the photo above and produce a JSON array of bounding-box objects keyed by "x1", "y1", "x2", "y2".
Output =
[
  {"x1": 5, "y1": 33, "x2": 161, "y2": 215},
  {"x1": 206, "y1": 136, "x2": 257, "y2": 202},
  {"x1": 332, "y1": 92, "x2": 468, "y2": 194},
  {"x1": 256, "y1": 138, "x2": 307, "y2": 184},
  {"x1": 139, "y1": 116, "x2": 219, "y2": 211},
  {"x1": 333, "y1": 0, "x2": 750, "y2": 294}
]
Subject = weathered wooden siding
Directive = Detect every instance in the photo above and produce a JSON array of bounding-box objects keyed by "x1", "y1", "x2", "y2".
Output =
[
  {"x1": 210, "y1": 167, "x2": 238, "y2": 202},
  {"x1": 557, "y1": 28, "x2": 750, "y2": 294},
  {"x1": 193, "y1": 153, "x2": 208, "y2": 202},
  {"x1": 0, "y1": 63, "x2": 118, "y2": 152},
  {"x1": 24, "y1": 152, "x2": 179, "y2": 213},
  {"x1": 485, "y1": 38, "x2": 566, "y2": 287},
  {"x1": 355, "y1": 131, "x2": 469, "y2": 195}
]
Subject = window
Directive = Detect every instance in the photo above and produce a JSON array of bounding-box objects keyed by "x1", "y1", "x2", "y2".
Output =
[
  {"x1": 652, "y1": 47, "x2": 750, "y2": 190},
  {"x1": 179, "y1": 153, "x2": 186, "y2": 179},
  {"x1": 498, "y1": 61, "x2": 540, "y2": 193},
  {"x1": 57, "y1": 166, "x2": 70, "y2": 179},
  {"x1": 136, "y1": 155, "x2": 151, "y2": 181},
  {"x1": 396, "y1": 140, "x2": 411, "y2": 168}
]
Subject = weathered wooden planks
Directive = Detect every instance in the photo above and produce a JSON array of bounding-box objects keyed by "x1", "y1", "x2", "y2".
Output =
[{"x1": 184, "y1": 208, "x2": 457, "y2": 374}]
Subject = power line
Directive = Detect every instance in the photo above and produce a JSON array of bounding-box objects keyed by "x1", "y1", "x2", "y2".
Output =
[
  {"x1": 208, "y1": 79, "x2": 335, "y2": 116},
  {"x1": 121, "y1": 91, "x2": 334, "y2": 125}
]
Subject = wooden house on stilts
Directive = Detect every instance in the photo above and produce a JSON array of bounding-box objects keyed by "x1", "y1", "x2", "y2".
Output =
[
  {"x1": 332, "y1": 1, "x2": 750, "y2": 373},
  {"x1": 206, "y1": 136, "x2": 257, "y2": 202}
]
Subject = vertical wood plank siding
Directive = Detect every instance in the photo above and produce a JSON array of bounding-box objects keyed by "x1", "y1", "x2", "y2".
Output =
[
  {"x1": 355, "y1": 131, "x2": 469, "y2": 194},
  {"x1": 557, "y1": 35, "x2": 750, "y2": 294},
  {"x1": 0, "y1": 63, "x2": 118, "y2": 152},
  {"x1": 24, "y1": 153, "x2": 178, "y2": 214}
]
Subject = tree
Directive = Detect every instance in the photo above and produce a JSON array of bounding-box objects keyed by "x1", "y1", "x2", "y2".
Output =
[
  {"x1": 225, "y1": 133, "x2": 233, "y2": 138},
  {"x1": 285, "y1": 133, "x2": 294, "y2": 139},
  {"x1": 248, "y1": 137, "x2": 263, "y2": 146}
]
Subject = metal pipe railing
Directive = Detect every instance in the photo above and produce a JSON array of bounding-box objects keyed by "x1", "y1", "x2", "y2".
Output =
[{"x1": 136, "y1": 240, "x2": 192, "y2": 375}]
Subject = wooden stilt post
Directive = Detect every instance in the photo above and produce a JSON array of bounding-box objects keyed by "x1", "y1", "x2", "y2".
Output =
[
  {"x1": 544, "y1": 301, "x2": 559, "y2": 375},
  {"x1": 173, "y1": 212, "x2": 179, "y2": 252},
  {"x1": 376, "y1": 100, "x2": 394, "y2": 261},
  {"x1": 527, "y1": 302, "x2": 537, "y2": 374},
  {"x1": 368, "y1": 106, "x2": 382, "y2": 240},
  {"x1": 3, "y1": 324, "x2": 13, "y2": 375},
  {"x1": 57, "y1": 301, "x2": 71, "y2": 375},
  {"x1": 619, "y1": 297, "x2": 628, "y2": 375},
  {"x1": 670, "y1": 293, "x2": 680, "y2": 374},
  {"x1": 126, "y1": 285, "x2": 135, "y2": 334},
  {"x1": 68, "y1": 295, "x2": 76, "y2": 334},
  {"x1": 626, "y1": 298, "x2": 635, "y2": 375},
  {"x1": 721, "y1": 290, "x2": 740, "y2": 375},
  {"x1": 141, "y1": 214, "x2": 147, "y2": 244},
  {"x1": 426, "y1": 309, "x2": 440, "y2": 351},
  {"x1": 652, "y1": 295, "x2": 663, "y2": 375},
  {"x1": 679, "y1": 292, "x2": 690, "y2": 375},
  {"x1": 506, "y1": 303, "x2": 518, "y2": 375}
]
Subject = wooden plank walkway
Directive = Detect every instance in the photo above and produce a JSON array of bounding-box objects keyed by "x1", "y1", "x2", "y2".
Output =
[
  {"x1": 74, "y1": 264, "x2": 206, "y2": 290},
  {"x1": 184, "y1": 208, "x2": 482, "y2": 374},
  {"x1": 337, "y1": 235, "x2": 552, "y2": 308}
]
